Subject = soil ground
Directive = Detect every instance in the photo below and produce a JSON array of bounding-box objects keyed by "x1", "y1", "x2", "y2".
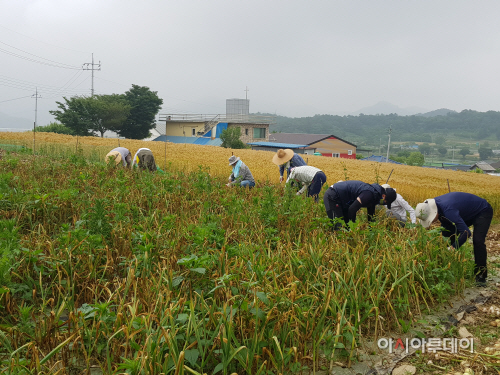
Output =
[{"x1": 327, "y1": 224, "x2": 500, "y2": 375}]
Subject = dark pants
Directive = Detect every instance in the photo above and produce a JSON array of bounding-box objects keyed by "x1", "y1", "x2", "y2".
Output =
[
  {"x1": 324, "y1": 187, "x2": 348, "y2": 229},
  {"x1": 307, "y1": 171, "x2": 327, "y2": 202},
  {"x1": 471, "y1": 205, "x2": 493, "y2": 281}
]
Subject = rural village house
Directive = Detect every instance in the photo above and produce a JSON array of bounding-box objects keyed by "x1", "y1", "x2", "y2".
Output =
[{"x1": 268, "y1": 133, "x2": 357, "y2": 159}]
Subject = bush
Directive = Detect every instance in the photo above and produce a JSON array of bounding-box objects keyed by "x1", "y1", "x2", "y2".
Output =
[
  {"x1": 35, "y1": 122, "x2": 74, "y2": 135},
  {"x1": 220, "y1": 127, "x2": 248, "y2": 149},
  {"x1": 407, "y1": 152, "x2": 425, "y2": 166}
]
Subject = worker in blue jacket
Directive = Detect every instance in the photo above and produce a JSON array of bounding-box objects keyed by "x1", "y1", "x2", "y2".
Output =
[
  {"x1": 415, "y1": 192, "x2": 493, "y2": 287},
  {"x1": 272, "y1": 149, "x2": 307, "y2": 183},
  {"x1": 323, "y1": 180, "x2": 397, "y2": 230}
]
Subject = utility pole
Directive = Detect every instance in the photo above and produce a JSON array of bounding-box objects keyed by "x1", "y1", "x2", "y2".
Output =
[
  {"x1": 32, "y1": 87, "x2": 41, "y2": 156},
  {"x1": 386, "y1": 126, "x2": 392, "y2": 162},
  {"x1": 244, "y1": 86, "x2": 249, "y2": 100},
  {"x1": 83, "y1": 53, "x2": 101, "y2": 96}
]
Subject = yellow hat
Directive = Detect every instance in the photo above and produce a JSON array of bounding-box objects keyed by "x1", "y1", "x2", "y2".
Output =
[
  {"x1": 105, "y1": 150, "x2": 122, "y2": 165},
  {"x1": 272, "y1": 149, "x2": 294, "y2": 165}
]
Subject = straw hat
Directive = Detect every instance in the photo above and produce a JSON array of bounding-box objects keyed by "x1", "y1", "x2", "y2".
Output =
[
  {"x1": 272, "y1": 149, "x2": 294, "y2": 165},
  {"x1": 228, "y1": 155, "x2": 240, "y2": 165},
  {"x1": 415, "y1": 199, "x2": 438, "y2": 228},
  {"x1": 105, "y1": 150, "x2": 122, "y2": 165}
]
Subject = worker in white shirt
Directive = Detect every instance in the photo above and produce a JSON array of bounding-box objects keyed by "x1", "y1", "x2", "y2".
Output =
[
  {"x1": 286, "y1": 166, "x2": 327, "y2": 202},
  {"x1": 381, "y1": 184, "x2": 416, "y2": 226},
  {"x1": 132, "y1": 148, "x2": 157, "y2": 172}
]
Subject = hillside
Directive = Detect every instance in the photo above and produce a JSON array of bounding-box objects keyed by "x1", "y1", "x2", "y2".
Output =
[{"x1": 268, "y1": 109, "x2": 500, "y2": 146}]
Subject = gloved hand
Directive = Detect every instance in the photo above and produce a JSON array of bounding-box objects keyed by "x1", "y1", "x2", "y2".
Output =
[
  {"x1": 280, "y1": 176, "x2": 284, "y2": 183},
  {"x1": 447, "y1": 246, "x2": 453, "y2": 251},
  {"x1": 296, "y1": 191, "x2": 301, "y2": 196}
]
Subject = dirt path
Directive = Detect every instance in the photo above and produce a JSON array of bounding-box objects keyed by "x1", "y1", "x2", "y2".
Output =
[
  {"x1": 385, "y1": 229, "x2": 500, "y2": 375},
  {"x1": 327, "y1": 229, "x2": 500, "y2": 375}
]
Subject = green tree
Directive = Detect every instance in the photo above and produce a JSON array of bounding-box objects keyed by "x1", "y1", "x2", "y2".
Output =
[
  {"x1": 117, "y1": 85, "x2": 163, "y2": 139},
  {"x1": 478, "y1": 143, "x2": 493, "y2": 160},
  {"x1": 407, "y1": 152, "x2": 425, "y2": 166},
  {"x1": 50, "y1": 95, "x2": 130, "y2": 137},
  {"x1": 437, "y1": 146, "x2": 448, "y2": 157},
  {"x1": 390, "y1": 155, "x2": 407, "y2": 164},
  {"x1": 220, "y1": 127, "x2": 247, "y2": 149},
  {"x1": 459, "y1": 147, "x2": 470, "y2": 159},
  {"x1": 34, "y1": 122, "x2": 74, "y2": 135},
  {"x1": 434, "y1": 135, "x2": 446, "y2": 145},
  {"x1": 50, "y1": 96, "x2": 95, "y2": 136},
  {"x1": 418, "y1": 143, "x2": 432, "y2": 155},
  {"x1": 97, "y1": 94, "x2": 131, "y2": 137}
]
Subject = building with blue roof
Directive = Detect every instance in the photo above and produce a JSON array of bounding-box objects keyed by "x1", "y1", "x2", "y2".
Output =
[
  {"x1": 153, "y1": 112, "x2": 275, "y2": 146},
  {"x1": 247, "y1": 141, "x2": 314, "y2": 154},
  {"x1": 152, "y1": 135, "x2": 223, "y2": 146},
  {"x1": 360, "y1": 155, "x2": 404, "y2": 164}
]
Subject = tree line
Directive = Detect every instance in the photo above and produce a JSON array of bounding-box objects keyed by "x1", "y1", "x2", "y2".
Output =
[
  {"x1": 269, "y1": 110, "x2": 500, "y2": 145},
  {"x1": 38, "y1": 85, "x2": 163, "y2": 140}
]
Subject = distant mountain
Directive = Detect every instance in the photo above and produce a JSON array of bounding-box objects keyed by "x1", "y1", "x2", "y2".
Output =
[
  {"x1": 0, "y1": 112, "x2": 32, "y2": 131},
  {"x1": 350, "y1": 101, "x2": 428, "y2": 116},
  {"x1": 416, "y1": 108, "x2": 457, "y2": 117}
]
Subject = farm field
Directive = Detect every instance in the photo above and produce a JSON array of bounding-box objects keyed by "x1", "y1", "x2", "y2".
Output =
[
  {"x1": 0, "y1": 132, "x2": 499, "y2": 374},
  {"x1": 1, "y1": 131, "x2": 500, "y2": 212}
]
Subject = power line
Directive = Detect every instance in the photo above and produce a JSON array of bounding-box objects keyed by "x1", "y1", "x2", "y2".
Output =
[
  {"x1": 41, "y1": 70, "x2": 86, "y2": 99},
  {"x1": 0, "y1": 95, "x2": 32, "y2": 104},
  {"x1": 42, "y1": 73, "x2": 91, "y2": 99},
  {"x1": 0, "y1": 79, "x2": 89, "y2": 96},
  {"x1": 0, "y1": 24, "x2": 89, "y2": 54},
  {"x1": 0, "y1": 41, "x2": 81, "y2": 69},
  {"x1": 0, "y1": 74, "x2": 89, "y2": 95},
  {"x1": 82, "y1": 53, "x2": 101, "y2": 96},
  {"x1": 32, "y1": 88, "x2": 41, "y2": 128},
  {"x1": 0, "y1": 47, "x2": 81, "y2": 70}
]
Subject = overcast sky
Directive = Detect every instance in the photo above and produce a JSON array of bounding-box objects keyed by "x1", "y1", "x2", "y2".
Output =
[{"x1": 1, "y1": 0, "x2": 500, "y2": 129}]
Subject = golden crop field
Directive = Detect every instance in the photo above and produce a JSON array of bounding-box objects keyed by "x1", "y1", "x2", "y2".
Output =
[
  {"x1": 1, "y1": 131, "x2": 500, "y2": 212},
  {"x1": 1, "y1": 131, "x2": 498, "y2": 373}
]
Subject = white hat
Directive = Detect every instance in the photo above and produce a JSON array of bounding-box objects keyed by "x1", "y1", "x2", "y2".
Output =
[
  {"x1": 381, "y1": 183, "x2": 396, "y2": 192},
  {"x1": 415, "y1": 199, "x2": 438, "y2": 228},
  {"x1": 228, "y1": 155, "x2": 240, "y2": 165}
]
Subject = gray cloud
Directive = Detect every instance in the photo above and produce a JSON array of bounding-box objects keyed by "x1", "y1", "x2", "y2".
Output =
[{"x1": 1, "y1": 0, "x2": 500, "y2": 128}]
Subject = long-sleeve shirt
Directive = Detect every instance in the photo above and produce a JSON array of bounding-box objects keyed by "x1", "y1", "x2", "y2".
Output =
[
  {"x1": 286, "y1": 166, "x2": 321, "y2": 195},
  {"x1": 279, "y1": 153, "x2": 307, "y2": 177},
  {"x1": 435, "y1": 192, "x2": 491, "y2": 248},
  {"x1": 332, "y1": 180, "x2": 384, "y2": 222},
  {"x1": 386, "y1": 193, "x2": 416, "y2": 223},
  {"x1": 111, "y1": 147, "x2": 131, "y2": 167},
  {"x1": 131, "y1": 148, "x2": 151, "y2": 168},
  {"x1": 230, "y1": 162, "x2": 254, "y2": 185}
]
